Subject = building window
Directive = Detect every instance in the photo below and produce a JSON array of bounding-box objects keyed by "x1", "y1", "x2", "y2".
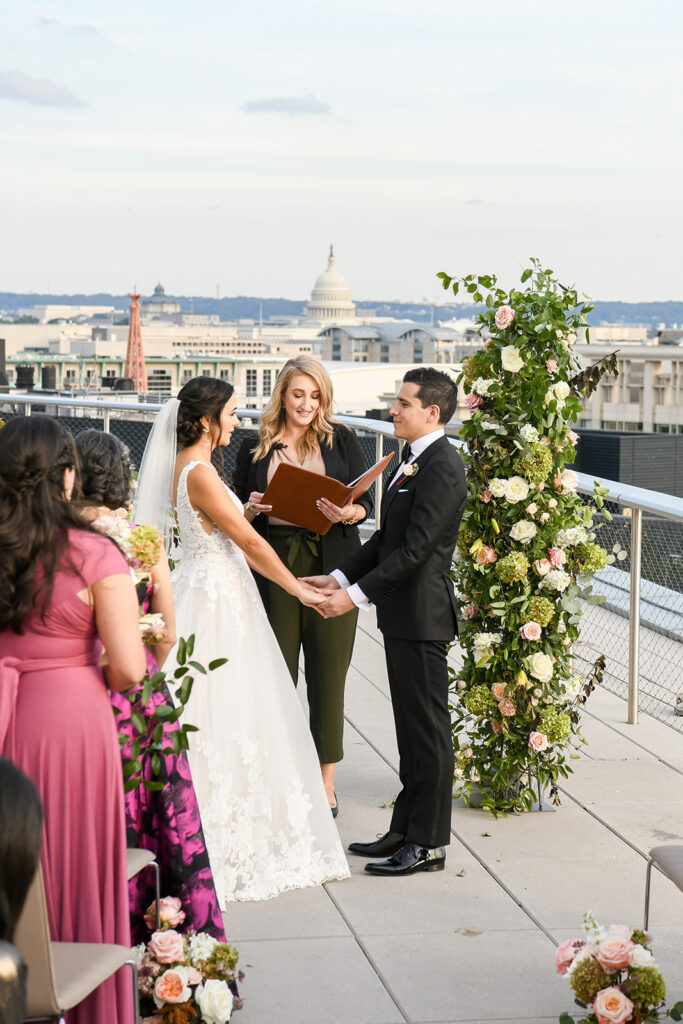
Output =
[
  {"x1": 65, "y1": 370, "x2": 76, "y2": 385},
  {"x1": 263, "y1": 369, "x2": 272, "y2": 395},
  {"x1": 332, "y1": 342, "x2": 341, "y2": 361},
  {"x1": 246, "y1": 369, "x2": 257, "y2": 397},
  {"x1": 413, "y1": 341, "x2": 423, "y2": 363},
  {"x1": 628, "y1": 387, "x2": 641, "y2": 404},
  {"x1": 182, "y1": 369, "x2": 193, "y2": 383},
  {"x1": 380, "y1": 343, "x2": 390, "y2": 363},
  {"x1": 220, "y1": 369, "x2": 231, "y2": 382}
]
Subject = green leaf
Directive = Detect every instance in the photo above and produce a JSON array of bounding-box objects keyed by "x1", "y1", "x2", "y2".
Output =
[
  {"x1": 521, "y1": 268, "x2": 532, "y2": 283},
  {"x1": 177, "y1": 637, "x2": 187, "y2": 665},
  {"x1": 151, "y1": 752, "x2": 161, "y2": 776},
  {"x1": 208, "y1": 658, "x2": 228, "y2": 670},
  {"x1": 154, "y1": 704, "x2": 174, "y2": 717},
  {"x1": 188, "y1": 660, "x2": 207, "y2": 675},
  {"x1": 143, "y1": 780, "x2": 165, "y2": 792},
  {"x1": 586, "y1": 594, "x2": 605, "y2": 605},
  {"x1": 124, "y1": 777, "x2": 141, "y2": 793},
  {"x1": 131, "y1": 710, "x2": 147, "y2": 735},
  {"x1": 668, "y1": 1001, "x2": 683, "y2": 1021},
  {"x1": 122, "y1": 759, "x2": 142, "y2": 777}
]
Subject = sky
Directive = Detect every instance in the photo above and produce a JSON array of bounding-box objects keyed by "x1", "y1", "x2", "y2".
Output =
[{"x1": 1, "y1": 0, "x2": 682, "y2": 303}]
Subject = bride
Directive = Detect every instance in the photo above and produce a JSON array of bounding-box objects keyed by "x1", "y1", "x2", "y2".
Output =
[{"x1": 135, "y1": 376, "x2": 349, "y2": 904}]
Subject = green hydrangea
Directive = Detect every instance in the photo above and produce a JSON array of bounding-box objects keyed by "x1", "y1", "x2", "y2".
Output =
[
  {"x1": 457, "y1": 525, "x2": 477, "y2": 553},
  {"x1": 512, "y1": 443, "x2": 554, "y2": 483},
  {"x1": 463, "y1": 684, "x2": 496, "y2": 716},
  {"x1": 630, "y1": 929, "x2": 648, "y2": 946},
  {"x1": 495, "y1": 552, "x2": 530, "y2": 583},
  {"x1": 627, "y1": 965, "x2": 666, "y2": 1009},
  {"x1": 575, "y1": 541, "x2": 608, "y2": 575},
  {"x1": 537, "y1": 706, "x2": 571, "y2": 743},
  {"x1": 570, "y1": 956, "x2": 609, "y2": 1004},
  {"x1": 528, "y1": 595, "x2": 555, "y2": 627}
]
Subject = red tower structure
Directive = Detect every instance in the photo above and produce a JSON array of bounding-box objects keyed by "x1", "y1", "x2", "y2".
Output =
[{"x1": 124, "y1": 290, "x2": 148, "y2": 392}]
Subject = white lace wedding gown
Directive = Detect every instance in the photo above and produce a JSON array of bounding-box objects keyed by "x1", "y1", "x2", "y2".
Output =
[{"x1": 167, "y1": 462, "x2": 350, "y2": 904}]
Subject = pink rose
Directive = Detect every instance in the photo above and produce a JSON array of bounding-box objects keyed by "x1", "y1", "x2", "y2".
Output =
[
  {"x1": 491, "y1": 682, "x2": 506, "y2": 699},
  {"x1": 483, "y1": 339, "x2": 492, "y2": 350},
  {"x1": 491, "y1": 719, "x2": 502, "y2": 733},
  {"x1": 187, "y1": 967, "x2": 202, "y2": 985},
  {"x1": 553, "y1": 471, "x2": 563, "y2": 491},
  {"x1": 546, "y1": 359, "x2": 558, "y2": 373},
  {"x1": 465, "y1": 393, "x2": 483, "y2": 410},
  {"x1": 520, "y1": 621, "x2": 542, "y2": 641},
  {"x1": 592, "y1": 986, "x2": 634, "y2": 1023},
  {"x1": 533, "y1": 558, "x2": 552, "y2": 577},
  {"x1": 529, "y1": 731, "x2": 549, "y2": 753},
  {"x1": 494, "y1": 305, "x2": 515, "y2": 329},
  {"x1": 595, "y1": 936, "x2": 635, "y2": 974},
  {"x1": 555, "y1": 938, "x2": 586, "y2": 974},
  {"x1": 480, "y1": 488, "x2": 492, "y2": 503},
  {"x1": 462, "y1": 603, "x2": 478, "y2": 620},
  {"x1": 498, "y1": 697, "x2": 516, "y2": 717},
  {"x1": 153, "y1": 967, "x2": 191, "y2": 1007},
  {"x1": 145, "y1": 897, "x2": 186, "y2": 931},
  {"x1": 568, "y1": 430, "x2": 579, "y2": 445},
  {"x1": 475, "y1": 545, "x2": 498, "y2": 564},
  {"x1": 547, "y1": 547, "x2": 567, "y2": 567},
  {"x1": 535, "y1": 481, "x2": 545, "y2": 491},
  {"x1": 148, "y1": 929, "x2": 185, "y2": 965}
]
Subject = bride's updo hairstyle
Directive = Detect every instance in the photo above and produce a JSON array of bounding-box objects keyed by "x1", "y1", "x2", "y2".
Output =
[{"x1": 177, "y1": 377, "x2": 234, "y2": 449}]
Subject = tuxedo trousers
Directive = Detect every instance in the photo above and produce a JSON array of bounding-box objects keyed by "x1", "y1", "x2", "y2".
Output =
[{"x1": 384, "y1": 636, "x2": 454, "y2": 848}]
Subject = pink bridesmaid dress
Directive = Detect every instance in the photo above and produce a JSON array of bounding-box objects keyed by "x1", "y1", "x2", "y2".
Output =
[{"x1": 0, "y1": 529, "x2": 133, "y2": 1024}]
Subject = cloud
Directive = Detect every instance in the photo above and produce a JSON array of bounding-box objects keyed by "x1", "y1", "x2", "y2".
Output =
[
  {"x1": 241, "y1": 93, "x2": 333, "y2": 117},
  {"x1": 0, "y1": 69, "x2": 87, "y2": 108}
]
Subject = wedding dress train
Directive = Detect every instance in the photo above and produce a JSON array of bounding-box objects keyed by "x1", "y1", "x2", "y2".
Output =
[{"x1": 166, "y1": 462, "x2": 350, "y2": 904}]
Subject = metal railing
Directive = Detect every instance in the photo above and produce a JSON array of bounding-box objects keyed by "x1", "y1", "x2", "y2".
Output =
[{"x1": 3, "y1": 392, "x2": 683, "y2": 728}]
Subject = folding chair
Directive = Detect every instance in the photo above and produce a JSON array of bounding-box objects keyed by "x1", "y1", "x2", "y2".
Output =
[{"x1": 643, "y1": 845, "x2": 683, "y2": 929}]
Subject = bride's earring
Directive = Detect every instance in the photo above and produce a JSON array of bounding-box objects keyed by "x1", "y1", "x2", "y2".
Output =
[{"x1": 201, "y1": 425, "x2": 211, "y2": 450}]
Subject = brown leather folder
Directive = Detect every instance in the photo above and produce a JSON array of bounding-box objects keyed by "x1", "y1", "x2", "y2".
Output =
[{"x1": 262, "y1": 452, "x2": 395, "y2": 534}]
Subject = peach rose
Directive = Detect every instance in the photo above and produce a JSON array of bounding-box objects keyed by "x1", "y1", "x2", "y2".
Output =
[
  {"x1": 547, "y1": 547, "x2": 567, "y2": 567},
  {"x1": 148, "y1": 929, "x2": 185, "y2": 965},
  {"x1": 491, "y1": 682, "x2": 506, "y2": 699},
  {"x1": 153, "y1": 966, "x2": 191, "y2": 1008},
  {"x1": 480, "y1": 488, "x2": 492, "y2": 503},
  {"x1": 475, "y1": 545, "x2": 498, "y2": 564},
  {"x1": 145, "y1": 897, "x2": 186, "y2": 931},
  {"x1": 555, "y1": 937, "x2": 586, "y2": 974},
  {"x1": 498, "y1": 697, "x2": 516, "y2": 717},
  {"x1": 520, "y1": 621, "x2": 542, "y2": 641},
  {"x1": 546, "y1": 358, "x2": 558, "y2": 373},
  {"x1": 554, "y1": 471, "x2": 563, "y2": 491},
  {"x1": 491, "y1": 719, "x2": 503, "y2": 733},
  {"x1": 494, "y1": 305, "x2": 515, "y2": 329},
  {"x1": 529, "y1": 731, "x2": 549, "y2": 753},
  {"x1": 592, "y1": 986, "x2": 634, "y2": 1023},
  {"x1": 533, "y1": 558, "x2": 552, "y2": 577},
  {"x1": 595, "y1": 936, "x2": 635, "y2": 973},
  {"x1": 465, "y1": 393, "x2": 483, "y2": 410},
  {"x1": 462, "y1": 603, "x2": 478, "y2": 620}
]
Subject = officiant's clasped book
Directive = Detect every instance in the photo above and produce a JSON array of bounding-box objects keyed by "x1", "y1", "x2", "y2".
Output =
[{"x1": 262, "y1": 452, "x2": 395, "y2": 534}]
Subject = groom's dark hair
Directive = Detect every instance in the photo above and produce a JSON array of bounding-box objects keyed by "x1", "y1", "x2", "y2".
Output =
[{"x1": 404, "y1": 367, "x2": 458, "y2": 424}]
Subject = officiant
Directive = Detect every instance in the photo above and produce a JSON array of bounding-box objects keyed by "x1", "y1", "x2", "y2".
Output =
[{"x1": 234, "y1": 357, "x2": 372, "y2": 816}]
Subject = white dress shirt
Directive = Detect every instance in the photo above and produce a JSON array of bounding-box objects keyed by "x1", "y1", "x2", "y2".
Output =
[{"x1": 331, "y1": 428, "x2": 445, "y2": 611}]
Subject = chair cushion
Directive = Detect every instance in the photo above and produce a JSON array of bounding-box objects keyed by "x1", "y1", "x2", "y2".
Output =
[
  {"x1": 650, "y1": 845, "x2": 683, "y2": 889},
  {"x1": 51, "y1": 943, "x2": 132, "y2": 1010},
  {"x1": 126, "y1": 847, "x2": 157, "y2": 881}
]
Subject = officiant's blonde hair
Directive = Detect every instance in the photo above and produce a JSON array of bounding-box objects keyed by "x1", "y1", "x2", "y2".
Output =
[{"x1": 252, "y1": 356, "x2": 337, "y2": 461}]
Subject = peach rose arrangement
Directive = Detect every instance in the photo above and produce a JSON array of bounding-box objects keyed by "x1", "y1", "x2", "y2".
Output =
[
  {"x1": 438, "y1": 261, "x2": 611, "y2": 813},
  {"x1": 556, "y1": 913, "x2": 682, "y2": 1024},
  {"x1": 136, "y1": 897, "x2": 242, "y2": 1024}
]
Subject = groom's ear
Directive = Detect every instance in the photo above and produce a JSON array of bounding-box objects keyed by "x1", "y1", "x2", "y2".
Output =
[{"x1": 427, "y1": 403, "x2": 441, "y2": 423}]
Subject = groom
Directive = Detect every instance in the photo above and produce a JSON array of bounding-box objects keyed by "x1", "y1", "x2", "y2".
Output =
[{"x1": 308, "y1": 367, "x2": 466, "y2": 876}]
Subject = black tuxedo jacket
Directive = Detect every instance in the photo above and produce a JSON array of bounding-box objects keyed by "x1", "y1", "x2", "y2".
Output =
[
  {"x1": 234, "y1": 424, "x2": 373, "y2": 599},
  {"x1": 339, "y1": 434, "x2": 466, "y2": 642}
]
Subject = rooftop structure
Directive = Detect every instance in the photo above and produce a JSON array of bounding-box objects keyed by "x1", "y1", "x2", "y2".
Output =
[{"x1": 304, "y1": 245, "x2": 357, "y2": 324}]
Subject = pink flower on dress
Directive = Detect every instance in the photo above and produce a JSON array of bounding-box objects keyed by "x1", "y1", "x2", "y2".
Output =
[
  {"x1": 465, "y1": 393, "x2": 483, "y2": 410},
  {"x1": 595, "y1": 936, "x2": 635, "y2": 974},
  {"x1": 520, "y1": 621, "x2": 542, "y2": 641},
  {"x1": 547, "y1": 547, "x2": 567, "y2": 567},
  {"x1": 555, "y1": 938, "x2": 586, "y2": 974},
  {"x1": 498, "y1": 697, "x2": 516, "y2": 717},
  {"x1": 494, "y1": 305, "x2": 515, "y2": 329},
  {"x1": 546, "y1": 359, "x2": 558, "y2": 373},
  {"x1": 480, "y1": 488, "x2": 492, "y2": 503},
  {"x1": 475, "y1": 545, "x2": 498, "y2": 564},
  {"x1": 529, "y1": 731, "x2": 549, "y2": 753},
  {"x1": 462, "y1": 604, "x2": 478, "y2": 620},
  {"x1": 148, "y1": 930, "x2": 185, "y2": 965},
  {"x1": 592, "y1": 986, "x2": 634, "y2": 1023}
]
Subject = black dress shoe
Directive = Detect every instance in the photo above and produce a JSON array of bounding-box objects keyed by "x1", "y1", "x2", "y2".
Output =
[
  {"x1": 331, "y1": 792, "x2": 338, "y2": 818},
  {"x1": 364, "y1": 842, "x2": 446, "y2": 876},
  {"x1": 348, "y1": 830, "x2": 405, "y2": 858}
]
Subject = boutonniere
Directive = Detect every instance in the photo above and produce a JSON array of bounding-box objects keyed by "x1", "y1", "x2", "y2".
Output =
[{"x1": 403, "y1": 462, "x2": 419, "y2": 477}]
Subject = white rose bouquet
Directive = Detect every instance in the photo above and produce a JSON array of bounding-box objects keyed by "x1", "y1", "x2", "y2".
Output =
[{"x1": 438, "y1": 260, "x2": 611, "y2": 814}]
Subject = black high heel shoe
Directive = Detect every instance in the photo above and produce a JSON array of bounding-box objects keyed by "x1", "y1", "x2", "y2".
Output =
[{"x1": 331, "y1": 791, "x2": 339, "y2": 818}]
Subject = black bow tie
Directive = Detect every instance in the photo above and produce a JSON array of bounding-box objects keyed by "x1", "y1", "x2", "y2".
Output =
[{"x1": 401, "y1": 443, "x2": 412, "y2": 463}]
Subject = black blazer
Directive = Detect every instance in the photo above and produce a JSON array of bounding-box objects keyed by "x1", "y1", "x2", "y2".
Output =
[
  {"x1": 339, "y1": 435, "x2": 466, "y2": 642},
  {"x1": 234, "y1": 423, "x2": 373, "y2": 600}
]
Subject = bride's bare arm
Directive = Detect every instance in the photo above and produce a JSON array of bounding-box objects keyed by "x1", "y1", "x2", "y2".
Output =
[{"x1": 186, "y1": 465, "x2": 323, "y2": 605}]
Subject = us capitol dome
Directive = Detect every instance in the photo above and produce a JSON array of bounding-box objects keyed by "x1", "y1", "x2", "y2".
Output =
[{"x1": 304, "y1": 245, "x2": 357, "y2": 324}]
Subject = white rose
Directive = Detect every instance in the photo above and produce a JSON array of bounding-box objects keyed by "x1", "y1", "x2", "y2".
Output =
[
  {"x1": 526, "y1": 502, "x2": 538, "y2": 515},
  {"x1": 196, "y1": 979, "x2": 233, "y2": 1024},
  {"x1": 527, "y1": 652, "x2": 554, "y2": 683},
  {"x1": 561, "y1": 470, "x2": 579, "y2": 492},
  {"x1": 509, "y1": 520, "x2": 537, "y2": 544},
  {"x1": 501, "y1": 345, "x2": 524, "y2": 373},
  {"x1": 488, "y1": 478, "x2": 507, "y2": 498},
  {"x1": 630, "y1": 944, "x2": 657, "y2": 968},
  {"x1": 473, "y1": 377, "x2": 494, "y2": 396},
  {"x1": 553, "y1": 381, "x2": 570, "y2": 402},
  {"x1": 540, "y1": 512, "x2": 550, "y2": 521},
  {"x1": 504, "y1": 476, "x2": 530, "y2": 503}
]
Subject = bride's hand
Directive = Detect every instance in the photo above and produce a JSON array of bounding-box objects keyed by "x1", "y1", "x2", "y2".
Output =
[{"x1": 294, "y1": 581, "x2": 326, "y2": 607}]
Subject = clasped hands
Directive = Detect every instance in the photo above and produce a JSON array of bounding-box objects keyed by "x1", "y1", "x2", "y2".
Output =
[{"x1": 299, "y1": 575, "x2": 354, "y2": 618}]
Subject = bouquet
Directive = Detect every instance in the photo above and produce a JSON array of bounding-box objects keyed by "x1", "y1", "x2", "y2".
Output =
[
  {"x1": 557, "y1": 913, "x2": 683, "y2": 1024},
  {"x1": 136, "y1": 897, "x2": 242, "y2": 1024}
]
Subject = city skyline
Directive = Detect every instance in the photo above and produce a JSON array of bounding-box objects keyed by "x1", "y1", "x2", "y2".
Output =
[{"x1": 1, "y1": 0, "x2": 681, "y2": 302}]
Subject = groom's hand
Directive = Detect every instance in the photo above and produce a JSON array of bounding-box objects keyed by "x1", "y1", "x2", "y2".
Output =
[
  {"x1": 317, "y1": 589, "x2": 354, "y2": 619},
  {"x1": 299, "y1": 574, "x2": 340, "y2": 594}
]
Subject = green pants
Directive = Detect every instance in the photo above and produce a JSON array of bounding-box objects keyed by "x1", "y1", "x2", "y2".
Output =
[{"x1": 268, "y1": 525, "x2": 358, "y2": 764}]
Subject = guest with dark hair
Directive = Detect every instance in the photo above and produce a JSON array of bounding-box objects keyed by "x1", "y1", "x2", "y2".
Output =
[
  {"x1": 75, "y1": 429, "x2": 225, "y2": 944},
  {"x1": 0, "y1": 758, "x2": 42, "y2": 1024},
  {"x1": 0, "y1": 416, "x2": 147, "y2": 1024}
]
